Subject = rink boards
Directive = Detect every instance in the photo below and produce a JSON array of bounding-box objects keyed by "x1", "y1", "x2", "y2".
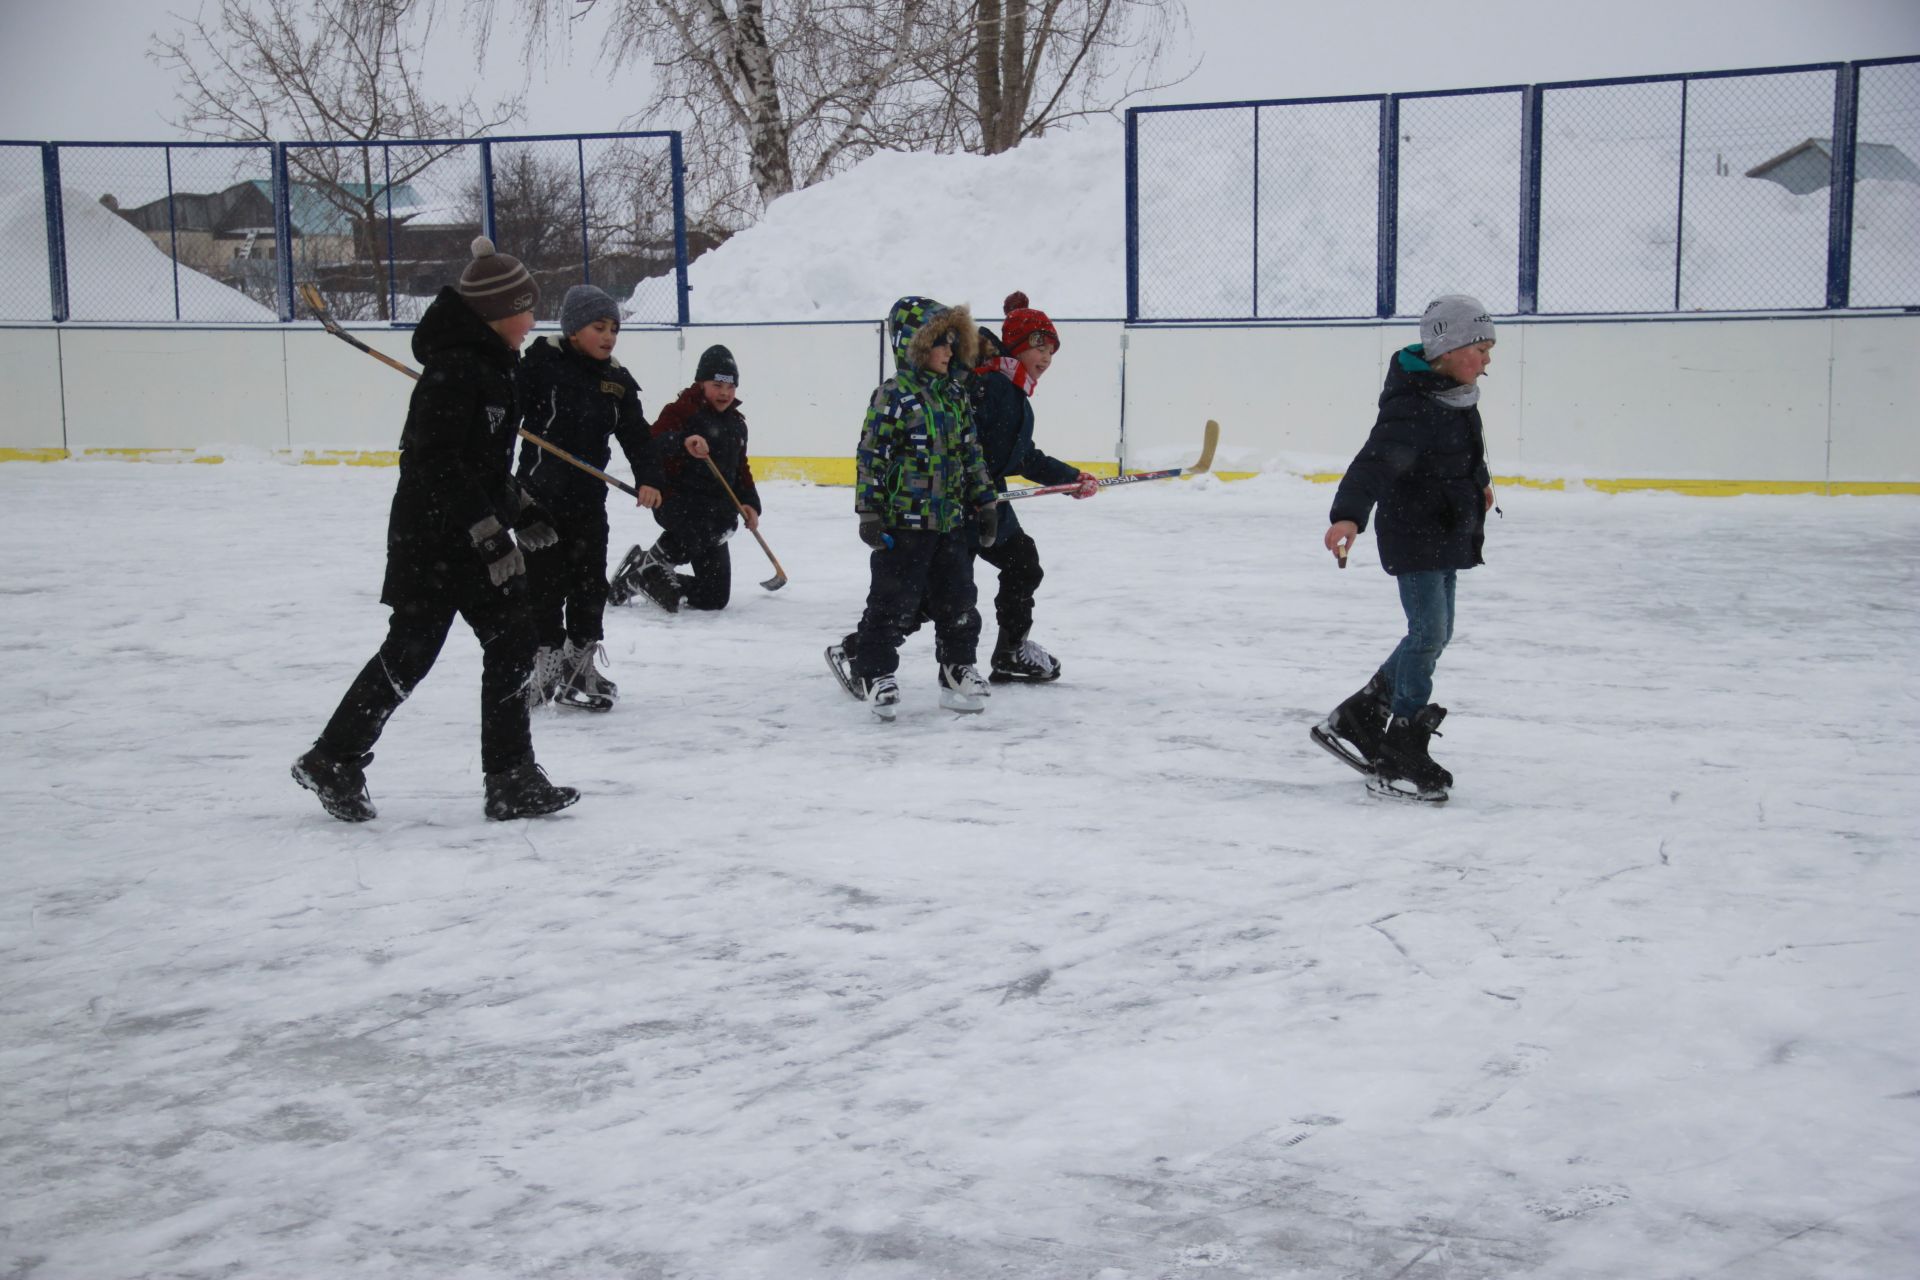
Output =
[{"x1": 0, "y1": 313, "x2": 1915, "y2": 493}]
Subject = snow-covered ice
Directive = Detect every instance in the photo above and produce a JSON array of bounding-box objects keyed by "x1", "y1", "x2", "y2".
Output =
[{"x1": 3, "y1": 461, "x2": 1917, "y2": 1278}]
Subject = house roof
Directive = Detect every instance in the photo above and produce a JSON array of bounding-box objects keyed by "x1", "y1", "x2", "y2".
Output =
[{"x1": 1746, "y1": 138, "x2": 1920, "y2": 184}]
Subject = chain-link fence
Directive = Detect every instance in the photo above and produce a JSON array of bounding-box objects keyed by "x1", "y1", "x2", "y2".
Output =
[
  {"x1": 9, "y1": 130, "x2": 686, "y2": 326},
  {"x1": 1128, "y1": 56, "x2": 1920, "y2": 321}
]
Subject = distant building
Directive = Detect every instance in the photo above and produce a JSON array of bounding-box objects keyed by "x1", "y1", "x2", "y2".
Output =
[{"x1": 1745, "y1": 138, "x2": 1920, "y2": 195}]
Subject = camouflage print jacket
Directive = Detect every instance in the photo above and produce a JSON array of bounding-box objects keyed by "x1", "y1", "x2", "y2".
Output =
[{"x1": 855, "y1": 296, "x2": 996, "y2": 533}]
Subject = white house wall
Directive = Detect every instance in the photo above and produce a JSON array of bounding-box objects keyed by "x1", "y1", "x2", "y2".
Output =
[{"x1": 1, "y1": 316, "x2": 1914, "y2": 487}]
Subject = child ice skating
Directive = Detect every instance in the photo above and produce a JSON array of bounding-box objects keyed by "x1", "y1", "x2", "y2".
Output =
[
  {"x1": 609, "y1": 344, "x2": 761, "y2": 613},
  {"x1": 291, "y1": 238, "x2": 579, "y2": 823},
  {"x1": 1313, "y1": 294, "x2": 1497, "y2": 803},
  {"x1": 837, "y1": 296, "x2": 999, "y2": 721},
  {"x1": 515, "y1": 284, "x2": 655, "y2": 712}
]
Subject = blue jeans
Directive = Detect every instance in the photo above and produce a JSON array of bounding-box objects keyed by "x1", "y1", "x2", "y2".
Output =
[{"x1": 1379, "y1": 570, "x2": 1456, "y2": 718}]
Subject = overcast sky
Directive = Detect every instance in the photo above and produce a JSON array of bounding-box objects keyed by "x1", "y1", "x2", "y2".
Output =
[{"x1": 2, "y1": 0, "x2": 1916, "y2": 142}]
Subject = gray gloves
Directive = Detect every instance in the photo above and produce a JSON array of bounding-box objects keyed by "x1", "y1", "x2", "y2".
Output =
[
  {"x1": 974, "y1": 503, "x2": 999, "y2": 548},
  {"x1": 469, "y1": 515, "x2": 525, "y2": 589},
  {"x1": 857, "y1": 512, "x2": 892, "y2": 551}
]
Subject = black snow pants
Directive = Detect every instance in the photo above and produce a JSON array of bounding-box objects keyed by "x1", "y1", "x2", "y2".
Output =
[
  {"x1": 318, "y1": 592, "x2": 537, "y2": 776},
  {"x1": 849, "y1": 527, "x2": 981, "y2": 681},
  {"x1": 975, "y1": 529, "x2": 1044, "y2": 645},
  {"x1": 525, "y1": 498, "x2": 612, "y2": 649},
  {"x1": 653, "y1": 494, "x2": 736, "y2": 611}
]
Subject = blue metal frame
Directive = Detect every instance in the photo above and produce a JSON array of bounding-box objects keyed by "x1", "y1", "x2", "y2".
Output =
[
  {"x1": 669, "y1": 132, "x2": 691, "y2": 327},
  {"x1": 478, "y1": 140, "x2": 496, "y2": 243},
  {"x1": 1126, "y1": 58, "x2": 1912, "y2": 324},
  {"x1": 575, "y1": 137, "x2": 592, "y2": 285},
  {"x1": 41, "y1": 145, "x2": 68, "y2": 323},
  {"x1": 273, "y1": 144, "x2": 295, "y2": 321}
]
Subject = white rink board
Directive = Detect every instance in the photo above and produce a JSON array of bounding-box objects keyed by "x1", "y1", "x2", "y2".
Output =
[{"x1": 6, "y1": 314, "x2": 1918, "y2": 483}]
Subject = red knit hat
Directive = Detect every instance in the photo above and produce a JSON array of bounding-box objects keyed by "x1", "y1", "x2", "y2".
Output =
[{"x1": 1000, "y1": 291, "x2": 1060, "y2": 353}]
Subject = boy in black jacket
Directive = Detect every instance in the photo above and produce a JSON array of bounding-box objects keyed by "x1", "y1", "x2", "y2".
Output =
[
  {"x1": 516, "y1": 285, "x2": 655, "y2": 711},
  {"x1": 608, "y1": 344, "x2": 761, "y2": 613},
  {"x1": 1313, "y1": 294, "x2": 1496, "y2": 803},
  {"x1": 291, "y1": 238, "x2": 579, "y2": 823}
]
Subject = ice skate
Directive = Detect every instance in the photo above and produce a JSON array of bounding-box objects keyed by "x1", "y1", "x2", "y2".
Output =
[
  {"x1": 938, "y1": 663, "x2": 991, "y2": 714},
  {"x1": 825, "y1": 636, "x2": 863, "y2": 700},
  {"x1": 484, "y1": 759, "x2": 580, "y2": 820},
  {"x1": 525, "y1": 644, "x2": 563, "y2": 710},
  {"x1": 1370, "y1": 706, "x2": 1451, "y2": 803},
  {"x1": 860, "y1": 672, "x2": 900, "y2": 722},
  {"x1": 291, "y1": 743, "x2": 376, "y2": 822},
  {"x1": 1310, "y1": 671, "x2": 1390, "y2": 777},
  {"x1": 630, "y1": 546, "x2": 684, "y2": 613},
  {"x1": 552, "y1": 640, "x2": 616, "y2": 712},
  {"x1": 989, "y1": 631, "x2": 1062, "y2": 683},
  {"x1": 607, "y1": 544, "x2": 647, "y2": 607}
]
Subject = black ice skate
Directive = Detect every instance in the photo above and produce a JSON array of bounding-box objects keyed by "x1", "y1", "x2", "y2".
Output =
[
  {"x1": 1310, "y1": 670, "x2": 1391, "y2": 776},
  {"x1": 938, "y1": 663, "x2": 991, "y2": 714},
  {"x1": 291, "y1": 743, "x2": 376, "y2": 822},
  {"x1": 825, "y1": 636, "x2": 864, "y2": 700},
  {"x1": 484, "y1": 759, "x2": 581, "y2": 821},
  {"x1": 607, "y1": 545, "x2": 647, "y2": 607},
  {"x1": 552, "y1": 640, "x2": 616, "y2": 713},
  {"x1": 629, "y1": 546, "x2": 684, "y2": 613},
  {"x1": 1368, "y1": 706, "x2": 1451, "y2": 803},
  {"x1": 989, "y1": 632, "x2": 1062, "y2": 683}
]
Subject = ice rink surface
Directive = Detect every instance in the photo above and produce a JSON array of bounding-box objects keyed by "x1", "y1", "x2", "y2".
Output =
[{"x1": 3, "y1": 461, "x2": 1917, "y2": 1279}]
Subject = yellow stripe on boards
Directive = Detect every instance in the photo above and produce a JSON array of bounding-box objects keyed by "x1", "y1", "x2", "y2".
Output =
[
  {"x1": 0, "y1": 447, "x2": 70, "y2": 462},
  {"x1": 296, "y1": 450, "x2": 403, "y2": 468}
]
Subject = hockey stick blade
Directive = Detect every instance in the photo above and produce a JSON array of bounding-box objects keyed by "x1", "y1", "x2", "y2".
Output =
[{"x1": 998, "y1": 419, "x2": 1220, "y2": 502}]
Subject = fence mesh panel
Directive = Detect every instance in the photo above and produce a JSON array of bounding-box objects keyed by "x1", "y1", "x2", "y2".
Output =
[
  {"x1": 1850, "y1": 61, "x2": 1920, "y2": 307},
  {"x1": 1396, "y1": 91, "x2": 1522, "y2": 316},
  {"x1": 56, "y1": 146, "x2": 184, "y2": 321},
  {"x1": 582, "y1": 135, "x2": 681, "y2": 325},
  {"x1": 1134, "y1": 107, "x2": 1256, "y2": 320},
  {"x1": 1681, "y1": 69, "x2": 1836, "y2": 310},
  {"x1": 0, "y1": 145, "x2": 49, "y2": 320},
  {"x1": 1536, "y1": 80, "x2": 1684, "y2": 313},
  {"x1": 1255, "y1": 100, "x2": 1378, "y2": 317},
  {"x1": 488, "y1": 138, "x2": 587, "y2": 322},
  {"x1": 159, "y1": 145, "x2": 277, "y2": 321}
]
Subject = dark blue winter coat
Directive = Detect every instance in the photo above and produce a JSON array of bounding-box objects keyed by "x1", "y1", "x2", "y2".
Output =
[
  {"x1": 512, "y1": 335, "x2": 655, "y2": 511},
  {"x1": 967, "y1": 347, "x2": 1079, "y2": 540},
  {"x1": 1329, "y1": 346, "x2": 1491, "y2": 576}
]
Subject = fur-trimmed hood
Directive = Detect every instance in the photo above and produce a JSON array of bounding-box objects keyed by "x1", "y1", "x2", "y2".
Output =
[{"x1": 886, "y1": 296, "x2": 978, "y2": 374}]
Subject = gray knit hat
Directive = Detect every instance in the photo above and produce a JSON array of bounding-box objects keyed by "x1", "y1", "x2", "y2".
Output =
[
  {"x1": 1420, "y1": 294, "x2": 1495, "y2": 361},
  {"x1": 457, "y1": 236, "x2": 538, "y2": 321},
  {"x1": 560, "y1": 284, "x2": 620, "y2": 337}
]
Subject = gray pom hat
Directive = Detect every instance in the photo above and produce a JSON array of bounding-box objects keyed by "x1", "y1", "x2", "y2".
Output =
[
  {"x1": 1420, "y1": 294, "x2": 1495, "y2": 361},
  {"x1": 560, "y1": 284, "x2": 620, "y2": 337}
]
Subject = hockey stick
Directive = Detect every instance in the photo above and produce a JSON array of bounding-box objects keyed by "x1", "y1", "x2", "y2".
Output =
[
  {"x1": 997, "y1": 418, "x2": 1219, "y2": 502},
  {"x1": 298, "y1": 281, "x2": 647, "y2": 502},
  {"x1": 701, "y1": 455, "x2": 788, "y2": 591}
]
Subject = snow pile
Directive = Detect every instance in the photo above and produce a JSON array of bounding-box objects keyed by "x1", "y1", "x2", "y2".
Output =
[{"x1": 0, "y1": 184, "x2": 274, "y2": 322}]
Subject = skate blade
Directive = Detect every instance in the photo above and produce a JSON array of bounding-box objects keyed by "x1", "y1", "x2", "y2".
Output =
[
  {"x1": 869, "y1": 702, "x2": 898, "y2": 723},
  {"x1": 1310, "y1": 723, "x2": 1378, "y2": 778},
  {"x1": 939, "y1": 696, "x2": 987, "y2": 715},
  {"x1": 1365, "y1": 775, "x2": 1448, "y2": 804},
  {"x1": 825, "y1": 646, "x2": 863, "y2": 700}
]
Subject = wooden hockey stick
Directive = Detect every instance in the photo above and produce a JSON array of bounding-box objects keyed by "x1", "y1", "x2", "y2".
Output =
[
  {"x1": 701, "y1": 455, "x2": 788, "y2": 591},
  {"x1": 997, "y1": 418, "x2": 1219, "y2": 502}
]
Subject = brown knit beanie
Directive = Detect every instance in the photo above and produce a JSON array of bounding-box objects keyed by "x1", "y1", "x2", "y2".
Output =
[{"x1": 457, "y1": 236, "x2": 539, "y2": 321}]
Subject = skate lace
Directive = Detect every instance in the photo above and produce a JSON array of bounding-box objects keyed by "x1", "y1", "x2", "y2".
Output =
[
  {"x1": 870, "y1": 675, "x2": 899, "y2": 702},
  {"x1": 946, "y1": 664, "x2": 988, "y2": 693},
  {"x1": 1015, "y1": 638, "x2": 1054, "y2": 666}
]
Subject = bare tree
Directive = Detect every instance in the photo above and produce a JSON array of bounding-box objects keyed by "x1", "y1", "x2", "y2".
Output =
[{"x1": 151, "y1": 0, "x2": 523, "y2": 317}]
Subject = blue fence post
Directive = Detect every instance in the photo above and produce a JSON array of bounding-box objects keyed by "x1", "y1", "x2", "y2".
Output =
[
  {"x1": 1377, "y1": 95, "x2": 1400, "y2": 318},
  {"x1": 1516, "y1": 85, "x2": 1543, "y2": 314},
  {"x1": 382, "y1": 144, "x2": 399, "y2": 322},
  {"x1": 669, "y1": 132, "x2": 690, "y2": 326},
  {"x1": 273, "y1": 143, "x2": 295, "y2": 321},
  {"x1": 1124, "y1": 108, "x2": 1140, "y2": 324},
  {"x1": 40, "y1": 144, "x2": 68, "y2": 323},
  {"x1": 1250, "y1": 105, "x2": 1261, "y2": 318},
  {"x1": 1825, "y1": 63, "x2": 1858, "y2": 310},
  {"x1": 479, "y1": 139, "x2": 496, "y2": 243},
  {"x1": 576, "y1": 138, "x2": 592, "y2": 286},
  {"x1": 164, "y1": 145, "x2": 183, "y2": 322},
  {"x1": 1673, "y1": 78, "x2": 1690, "y2": 311}
]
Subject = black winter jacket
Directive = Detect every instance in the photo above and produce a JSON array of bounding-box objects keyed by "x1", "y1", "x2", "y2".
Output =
[
  {"x1": 649, "y1": 384, "x2": 761, "y2": 516},
  {"x1": 1329, "y1": 346, "x2": 1491, "y2": 577},
  {"x1": 513, "y1": 335, "x2": 655, "y2": 509},
  {"x1": 381, "y1": 286, "x2": 527, "y2": 606},
  {"x1": 967, "y1": 348, "x2": 1079, "y2": 539}
]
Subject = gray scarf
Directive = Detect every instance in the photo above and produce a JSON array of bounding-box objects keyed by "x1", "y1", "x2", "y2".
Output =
[{"x1": 1428, "y1": 381, "x2": 1479, "y2": 409}]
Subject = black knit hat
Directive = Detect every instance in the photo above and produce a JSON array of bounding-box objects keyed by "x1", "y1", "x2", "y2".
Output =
[
  {"x1": 695, "y1": 344, "x2": 738, "y2": 386},
  {"x1": 457, "y1": 236, "x2": 539, "y2": 321}
]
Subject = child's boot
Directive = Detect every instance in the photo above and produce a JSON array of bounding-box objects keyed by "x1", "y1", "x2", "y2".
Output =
[
  {"x1": 938, "y1": 663, "x2": 991, "y2": 714},
  {"x1": 858, "y1": 672, "x2": 900, "y2": 722},
  {"x1": 484, "y1": 758, "x2": 580, "y2": 820},
  {"x1": 1310, "y1": 670, "x2": 1391, "y2": 775},
  {"x1": 1370, "y1": 705, "x2": 1451, "y2": 802},
  {"x1": 989, "y1": 629, "x2": 1061, "y2": 683},
  {"x1": 291, "y1": 742, "x2": 376, "y2": 822}
]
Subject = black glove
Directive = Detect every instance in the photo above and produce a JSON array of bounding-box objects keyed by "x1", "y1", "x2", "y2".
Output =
[
  {"x1": 469, "y1": 515, "x2": 525, "y2": 589},
  {"x1": 857, "y1": 512, "x2": 892, "y2": 551},
  {"x1": 512, "y1": 492, "x2": 559, "y2": 551},
  {"x1": 974, "y1": 502, "x2": 999, "y2": 549}
]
